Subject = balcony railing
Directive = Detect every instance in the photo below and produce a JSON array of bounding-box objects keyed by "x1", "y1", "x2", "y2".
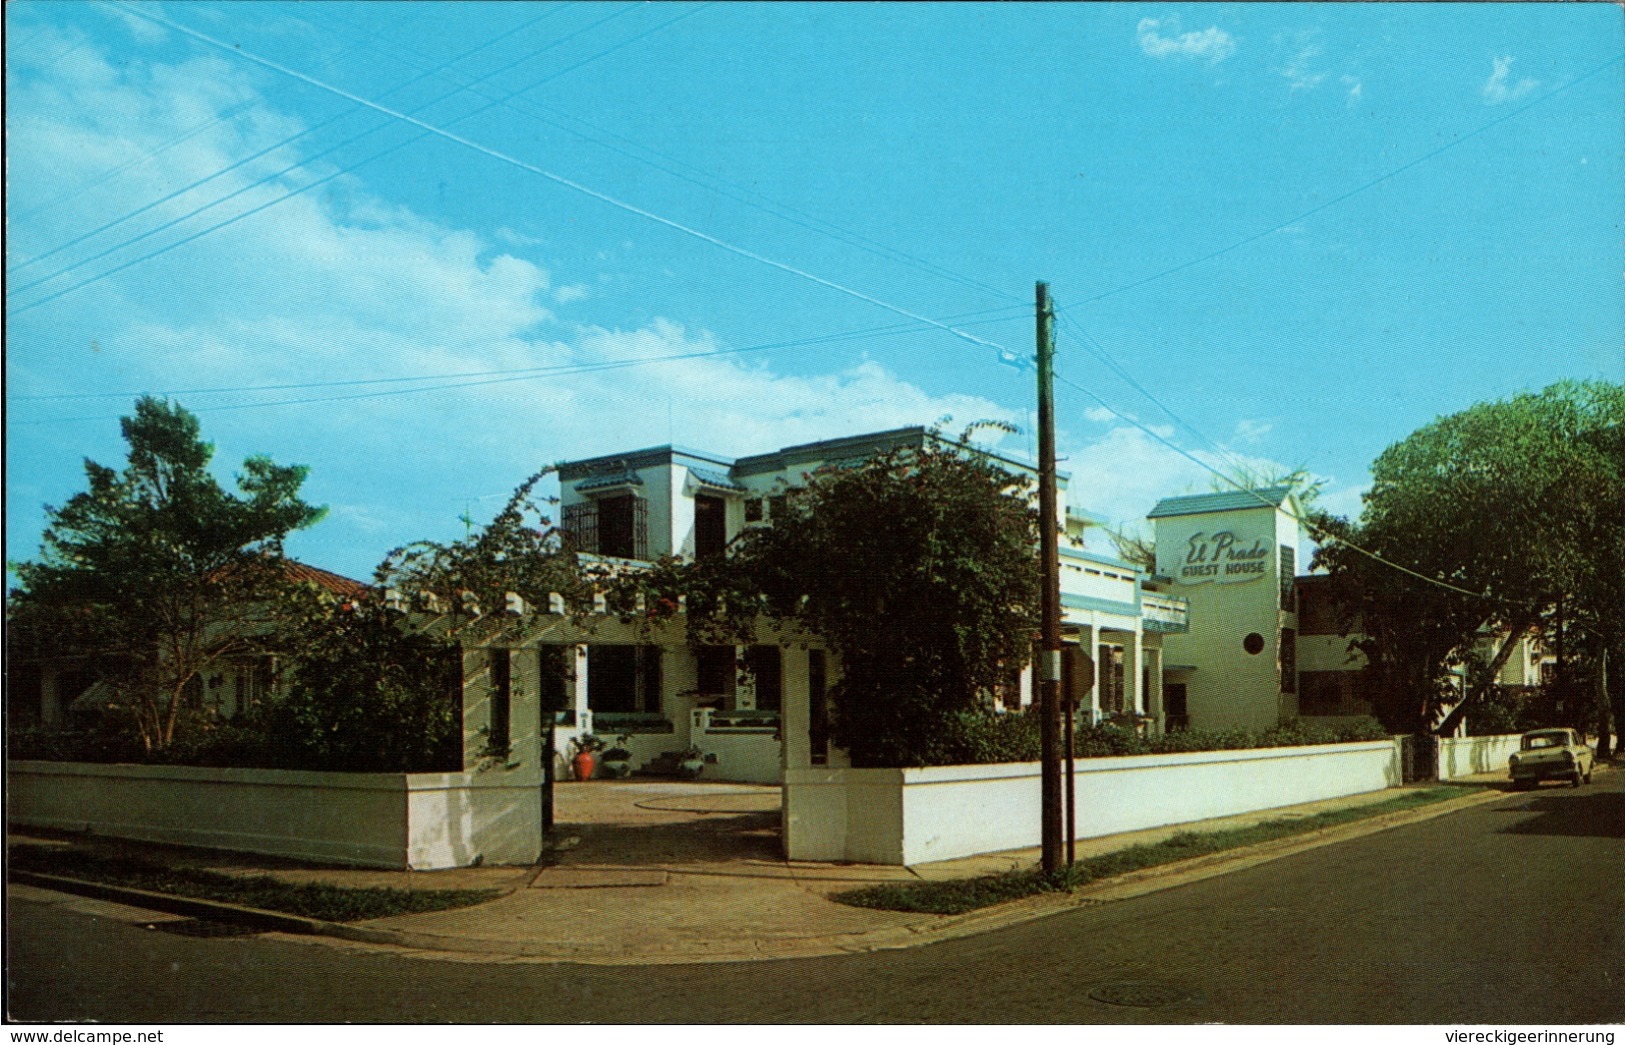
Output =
[{"x1": 1142, "y1": 592, "x2": 1190, "y2": 633}]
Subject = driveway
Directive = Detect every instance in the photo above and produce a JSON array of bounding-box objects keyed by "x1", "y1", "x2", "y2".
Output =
[{"x1": 551, "y1": 780, "x2": 782, "y2": 866}]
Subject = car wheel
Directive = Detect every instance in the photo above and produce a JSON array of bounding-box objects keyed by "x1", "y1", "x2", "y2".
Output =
[
  {"x1": 1583, "y1": 766, "x2": 1593, "y2": 784},
  {"x1": 1572, "y1": 771, "x2": 1582, "y2": 788}
]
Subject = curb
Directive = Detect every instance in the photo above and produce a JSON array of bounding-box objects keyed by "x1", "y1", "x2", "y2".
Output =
[{"x1": 3, "y1": 781, "x2": 1537, "y2": 965}]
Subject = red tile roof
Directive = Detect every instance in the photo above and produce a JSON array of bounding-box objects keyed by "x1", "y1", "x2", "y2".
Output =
[{"x1": 283, "y1": 560, "x2": 371, "y2": 599}]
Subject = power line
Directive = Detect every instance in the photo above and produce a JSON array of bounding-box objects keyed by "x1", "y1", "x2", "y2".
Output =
[
  {"x1": 63, "y1": 3, "x2": 1016, "y2": 366},
  {"x1": 8, "y1": 4, "x2": 715, "y2": 316},
  {"x1": 1063, "y1": 51, "x2": 1625, "y2": 310},
  {"x1": 303, "y1": 10, "x2": 1020, "y2": 307},
  {"x1": 1050, "y1": 368, "x2": 1496, "y2": 603},
  {"x1": 8, "y1": 2, "x2": 618, "y2": 294},
  {"x1": 14, "y1": 307, "x2": 1029, "y2": 423}
]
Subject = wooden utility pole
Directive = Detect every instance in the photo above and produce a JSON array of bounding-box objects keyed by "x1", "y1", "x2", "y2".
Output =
[{"x1": 1036, "y1": 282, "x2": 1064, "y2": 875}]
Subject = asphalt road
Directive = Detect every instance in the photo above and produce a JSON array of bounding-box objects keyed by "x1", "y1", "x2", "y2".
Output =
[{"x1": 8, "y1": 772, "x2": 1623, "y2": 1024}]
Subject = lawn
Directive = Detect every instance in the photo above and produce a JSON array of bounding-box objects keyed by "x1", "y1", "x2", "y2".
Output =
[{"x1": 8, "y1": 844, "x2": 503, "y2": 922}]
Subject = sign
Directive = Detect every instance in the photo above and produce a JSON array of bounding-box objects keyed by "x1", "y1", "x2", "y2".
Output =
[{"x1": 1177, "y1": 529, "x2": 1271, "y2": 585}]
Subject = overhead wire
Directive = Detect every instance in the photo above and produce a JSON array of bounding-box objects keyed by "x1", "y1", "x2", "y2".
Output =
[
  {"x1": 44, "y1": 3, "x2": 1015, "y2": 367},
  {"x1": 1050, "y1": 367, "x2": 1495, "y2": 603},
  {"x1": 299, "y1": 8, "x2": 1021, "y2": 307},
  {"x1": 8, "y1": 4, "x2": 711, "y2": 314},
  {"x1": 7, "y1": 2, "x2": 612, "y2": 293},
  {"x1": 14, "y1": 307, "x2": 1031, "y2": 424},
  {"x1": 1061, "y1": 50, "x2": 1625, "y2": 309}
]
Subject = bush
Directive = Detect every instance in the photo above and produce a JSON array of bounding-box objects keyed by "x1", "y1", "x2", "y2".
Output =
[{"x1": 889, "y1": 712, "x2": 1393, "y2": 768}]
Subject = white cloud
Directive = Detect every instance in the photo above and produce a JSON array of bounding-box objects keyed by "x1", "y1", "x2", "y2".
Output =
[
  {"x1": 6, "y1": 44, "x2": 1017, "y2": 578},
  {"x1": 1341, "y1": 75, "x2": 1364, "y2": 106},
  {"x1": 1137, "y1": 17, "x2": 1236, "y2": 63},
  {"x1": 1061, "y1": 423, "x2": 1293, "y2": 534},
  {"x1": 1083, "y1": 405, "x2": 1122, "y2": 424},
  {"x1": 1233, "y1": 418, "x2": 1273, "y2": 443},
  {"x1": 1279, "y1": 45, "x2": 1326, "y2": 92},
  {"x1": 1483, "y1": 56, "x2": 1538, "y2": 105}
]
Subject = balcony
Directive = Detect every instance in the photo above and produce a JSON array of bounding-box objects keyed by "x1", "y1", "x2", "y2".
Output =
[{"x1": 1142, "y1": 591, "x2": 1190, "y2": 634}]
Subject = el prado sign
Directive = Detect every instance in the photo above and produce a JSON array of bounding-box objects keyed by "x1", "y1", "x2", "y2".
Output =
[{"x1": 1178, "y1": 530, "x2": 1272, "y2": 584}]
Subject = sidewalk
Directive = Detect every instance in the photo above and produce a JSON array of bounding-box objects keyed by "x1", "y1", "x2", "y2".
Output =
[{"x1": 7, "y1": 773, "x2": 1520, "y2": 965}]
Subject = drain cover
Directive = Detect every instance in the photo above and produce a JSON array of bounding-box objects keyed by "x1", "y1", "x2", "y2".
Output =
[{"x1": 1088, "y1": 982, "x2": 1194, "y2": 1008}]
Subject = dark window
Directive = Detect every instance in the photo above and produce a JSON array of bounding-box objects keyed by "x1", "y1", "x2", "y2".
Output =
[
  {"x1": 768, "y1": 494, "x2": 787, "y2": 521},
  {"x1": 809, "y1": 649, "x2": 829, "y2": 765},
  {"x1": 1297, "y1": 580, "x2": 1352, "y2": 636},
  {"x1": 696, "y1": 646, "x2": 735, "y2": 699},
  {"x1": 1165, "y1": 683, "x2": 1189, "y2": 731},
  {"x1": 695, "y1": 494, "x2": 727, "y2": 559},
  {"x1": 489, "y1": 650, "x2": 512, "y2": 751},
  {"x1": 744, "y1": 497, "x2": 765, "y2": 523},
  {"x1": 639, "y1": 646, "x2": 662, "y2": 713},
  {"x1": 1280, "y1": 628, "x2": 1297, "y2": 693},
  {"x1": 748, "y1": 646, "x2": 782, "y2": 712},
  {"x1": 1098, "y1": 644, "x2": 1125, "y2": 714},
  {"x1": 537, "y1": 646, "x2": 571, "y2": 712},
  {"x1": 563, "y1": 495, "x2": 647, "y2": 559},
  {"x1": 1299, "y1": 670, "x2": 1369, "y2": 716},
  {"x1": 588, "y1": 645, "x2": 639, "y2": 713},
  {"x1": 1279, "y1": 545, "x2": 1297, "y2": 611}
]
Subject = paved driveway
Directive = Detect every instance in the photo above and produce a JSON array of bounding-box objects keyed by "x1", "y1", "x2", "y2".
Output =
[{"x1": 552, "y1": 780, "x2": 783, "y2": 866}]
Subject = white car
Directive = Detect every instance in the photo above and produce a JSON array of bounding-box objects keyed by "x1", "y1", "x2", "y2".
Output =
[{"x1": 1508, "y1": 728, "x2": 1594, "y2": 789}]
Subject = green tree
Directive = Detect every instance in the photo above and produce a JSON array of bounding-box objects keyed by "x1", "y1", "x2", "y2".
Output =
[
  {"x1": 8, "y1": 398, "x2": 324, "y2": 752},
  {"x1": 662, "y1": 427, "x2": 1041, "y2": 767},
  {"x1": 1310, "y1": 380, "x2": 1625, "y2": 741}
]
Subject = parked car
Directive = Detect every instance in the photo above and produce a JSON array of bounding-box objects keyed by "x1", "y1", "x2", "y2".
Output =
[{"x1": 1508, "y1": 728, "x2": 1594, "y2": 789}]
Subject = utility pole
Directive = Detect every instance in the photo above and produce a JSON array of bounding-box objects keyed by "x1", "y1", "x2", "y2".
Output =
[{"x1": 1036, "y1": 282, "x2": 1064, "y2": 875}]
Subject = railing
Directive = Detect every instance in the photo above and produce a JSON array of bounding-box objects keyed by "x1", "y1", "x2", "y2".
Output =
[
  {"x1": 592, "y1": 712, "x2": 674, "y2": 734},
  {"x1": 692, "y1": 708, "x2": 780, "y2": 734},
  {"x1": 1141, "y1": 592, "x2": 1190, "y2": 633}
]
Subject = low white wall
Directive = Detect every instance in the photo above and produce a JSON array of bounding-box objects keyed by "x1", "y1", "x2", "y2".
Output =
[
  {"x1": 1437, "y1": 734, "x2": 1521, "y2": 780},
  {"x1": 785, "y1": 739, "x2": 1402, "y2": 865},
  {"x1": 8, "y1": 761, "x2": 542, "y2": 870},
  {"x1": 695, "y1": 728, "x2": 782, "y2": 784}
]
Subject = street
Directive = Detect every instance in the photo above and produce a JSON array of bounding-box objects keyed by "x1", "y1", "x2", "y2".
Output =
[{"x1": 8, "y1": 773, "x2": 1623, "y2": 1024}]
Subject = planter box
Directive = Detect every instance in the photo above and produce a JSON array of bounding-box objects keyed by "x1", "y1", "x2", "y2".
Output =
[
  {"x1": 784, "y1": 739, "x2": 1402, "y2": 865},
  {"x1": 7, "y1": 760, "x2": 542, "y2": 870}
]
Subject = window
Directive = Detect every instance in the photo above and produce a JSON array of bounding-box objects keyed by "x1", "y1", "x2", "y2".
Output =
[
  {"x1": 808, "y1": 649, "x2": 829, "y2": 765},
  {"x1": 489, "y1": 650, "x2": 512, "y2": 752},
  {"x1": 587, "y1": 645, "x2": 661, "y2": 713},
  {"x1": 1280, "y1": 628, "x2": 1297, "y2": 693},
  {"x1": 748, "y1": 646, "x2": 782, "y2": 712},
  {"x1": 563, "y1": 494, "x2": 648, "y2": 559},
  {"x1": 1098, "y1": 644, "x2": 1125, "y2": 714},
  {"x1": 744, "y1": 497, "x2": 765, "y2": 523},
  {"x1": 696, "y1": 646, "x2": 736, "y2": 699},
  {"x1": 1299, "y1": 671, "x2": 1368, "y2": 716},
  {"x1": 695, "y1": 494, "x2": 727, "y2": 559},
  {"x1": 1279, "y1": 545, "x2": 1297, "y2": 611},
  {"x1": 537, "y1": 646, "x2": 572, "y2": 713}
]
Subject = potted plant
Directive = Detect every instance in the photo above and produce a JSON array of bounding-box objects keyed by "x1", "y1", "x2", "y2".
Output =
[
  {"x1": 599, "y1": 734, "x2": 635, "y2": 779},
  {"x1": 675, "y1": 745, "x2": 706, "y2": 779},
  {"x1": 569, "y1": 733, "x2": 605, "y2": 781}
]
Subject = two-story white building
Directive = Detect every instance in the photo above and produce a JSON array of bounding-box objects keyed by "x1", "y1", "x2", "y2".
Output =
[{"x1": 548, "y1": 427, "x2": 1191, "y2": 779}]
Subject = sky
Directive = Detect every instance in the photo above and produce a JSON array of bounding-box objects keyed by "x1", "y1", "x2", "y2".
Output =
[{"x1": 7, "y1": 1, "x2": 1622, "y2": 584}]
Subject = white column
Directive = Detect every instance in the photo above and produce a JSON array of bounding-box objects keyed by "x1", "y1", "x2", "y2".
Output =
[{"x1": 781, "y1": 647, "x2": 811, "y2": 771}]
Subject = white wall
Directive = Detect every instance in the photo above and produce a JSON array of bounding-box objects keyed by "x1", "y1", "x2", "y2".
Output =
[
  {"x1": 8, "y1": 761, "x2": 543, "y2": 870},
  {"x1": 785, "y1": 739, "x2": 1401, "y2": 865},
  {"x1": 694, "y1": 727, "x2": 782, "y2": 784},
  {"x1": 1437, "y1": 733, "x2": 1521, "y2": 780}
]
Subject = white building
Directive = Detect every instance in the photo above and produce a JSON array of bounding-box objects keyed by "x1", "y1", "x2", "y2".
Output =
[
  {"x1": 548, "y1": 427, "x2": 1191, "y2": 778},
  {"x1": 1149, "y1": 486, "x2": 1302, "y2": 733}
]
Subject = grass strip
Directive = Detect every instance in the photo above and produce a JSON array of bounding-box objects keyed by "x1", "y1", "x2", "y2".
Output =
[
  {"x1": 832, "y1": 785, "x2": 1484, "y2": 915},
  {"x1": 7, "y1": 845, "x2": 502, "y2": 922}
]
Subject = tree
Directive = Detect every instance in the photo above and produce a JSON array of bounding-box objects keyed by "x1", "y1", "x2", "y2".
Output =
[
  {"x1": 1310, "y1": 380, "x2": 1625, "y2": 741},
  {"x1": 661, "y1": 427, "x2": 1041, "y2": 767},
  {"x1": 8, "y1": 398, "x2": 324, "y2": 752}
]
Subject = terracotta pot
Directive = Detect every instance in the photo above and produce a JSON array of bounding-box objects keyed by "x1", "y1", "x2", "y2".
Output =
[{"x1": 572, "y1": 751, "x2": 596, "y2": 781}]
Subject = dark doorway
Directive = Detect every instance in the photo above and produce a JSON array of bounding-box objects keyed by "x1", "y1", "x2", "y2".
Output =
[
  {"x1": 1166, "y1": 682, "x2": 1189, "y2": 731},
  {"x1": 695, "y1": 494, "x2": 727, "y2": 559}
]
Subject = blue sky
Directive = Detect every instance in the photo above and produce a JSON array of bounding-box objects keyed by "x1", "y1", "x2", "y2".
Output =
[{"x1": 7, "y1": 2, "x2": 1622, "y2": 583}]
